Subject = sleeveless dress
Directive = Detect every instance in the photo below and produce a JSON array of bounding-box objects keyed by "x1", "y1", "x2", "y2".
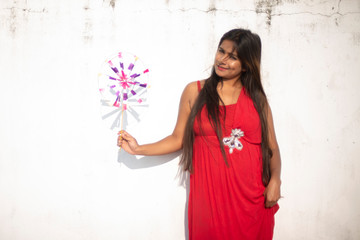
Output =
[{"x1": 188, "y1": 81, "x2": 279, "y2": 240}]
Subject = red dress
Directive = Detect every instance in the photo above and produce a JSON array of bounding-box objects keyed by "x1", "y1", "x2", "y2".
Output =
[{"x1": 188, "y1": 82, "x2": 279, "y2": 240}]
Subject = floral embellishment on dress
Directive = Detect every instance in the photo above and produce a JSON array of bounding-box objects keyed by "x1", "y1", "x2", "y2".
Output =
[{"x1": 223, "y1": 128, "x2": 244, "y2": 154}]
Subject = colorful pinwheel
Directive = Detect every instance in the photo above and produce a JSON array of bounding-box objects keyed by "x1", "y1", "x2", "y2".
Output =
[{"x1": 98, "y1": 52, "x2": 150, "y2": 131}]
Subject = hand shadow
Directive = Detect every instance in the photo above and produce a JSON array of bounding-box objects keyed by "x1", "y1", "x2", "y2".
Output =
[{"x1": 117, "y1": 149, "x2": 190, "y2": 240}]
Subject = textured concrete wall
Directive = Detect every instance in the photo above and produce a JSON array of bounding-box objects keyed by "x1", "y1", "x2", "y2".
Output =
[{"x1": 0, "y1": 0, "x2": 359, "y2": 239}]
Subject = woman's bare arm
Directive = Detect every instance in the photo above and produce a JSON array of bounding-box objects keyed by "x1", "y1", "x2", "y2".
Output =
[
  {"x1": 117, "y1": 81, "x2": 199, "y2": 155},
  {"x1": 263, "y1": 105, "x2": 282, "y2": 208}
]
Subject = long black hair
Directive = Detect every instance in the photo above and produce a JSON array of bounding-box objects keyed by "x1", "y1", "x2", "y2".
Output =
[{"x1": 180, "y1": 29, "x2": 273, "y2": 186}]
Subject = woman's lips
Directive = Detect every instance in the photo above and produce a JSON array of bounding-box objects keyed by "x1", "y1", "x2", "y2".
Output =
[{"x1": 217, "y1": 65, "x2": 228, "y2": 71}]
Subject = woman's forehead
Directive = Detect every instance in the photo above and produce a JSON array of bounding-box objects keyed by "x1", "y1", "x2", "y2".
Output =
[{"x1": 219, "y1": 40, "x2": 237, "y2": 55}]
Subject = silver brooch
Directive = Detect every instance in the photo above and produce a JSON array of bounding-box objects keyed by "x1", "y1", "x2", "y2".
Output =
[{"x1": 223, "y1": 128, "x2": 244, "y2": 154}]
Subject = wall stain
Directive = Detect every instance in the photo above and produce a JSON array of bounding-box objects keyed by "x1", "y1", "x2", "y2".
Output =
[
  {"x1": 102, "y1": 0, "x2": 116, "y2": 9},
  {"x1": 283, "y1": 0, "x2": 299, "y2": 3},
  {"x1": 7, "y1": 0, "x2": 47, "y2": 38},
  {"x1": 255, "y1": 0, "x2": 279, "y2": 26},
  {"x1": 83, "y1": 19, "x2": 93, "y2": 43},
  {"x1": 110, "y1": 0, "x2": 116, "y2": 9},
  {"x1": 209, "y1": 0, "x2": 216, "y2": 13},
  {"x1": 9, "y1": 6, "x2": 17, "y2": 36},
  {"x1": 255, "y1": 0, "x2": 299, "y2": 27},
  {"x1": 207, "y1": 7, "x2": 217, "y2": 13},
  {"x1": 178, "y1": 7, "x2": 218, "y2": 14},
  {"x1": 83, "y1": 1, "x2": 93, "y2": 44},
  {"x1": 352, "y1": 33, "x2": 360, "y2": 46}
]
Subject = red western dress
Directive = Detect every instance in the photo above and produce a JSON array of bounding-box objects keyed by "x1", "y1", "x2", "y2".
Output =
[{"x1": 188, "y1": 81, "x2": 279, "y2": 240}]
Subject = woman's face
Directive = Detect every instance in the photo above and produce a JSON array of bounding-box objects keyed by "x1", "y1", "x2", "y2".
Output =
[{"x1": 214, "y1": 40, "x2": 243, "y2": 81}]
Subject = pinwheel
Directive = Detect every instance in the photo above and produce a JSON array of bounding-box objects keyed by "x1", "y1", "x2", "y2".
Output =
[{"x1": 98, "y1": 52, "x2": 150, "y2": 132}]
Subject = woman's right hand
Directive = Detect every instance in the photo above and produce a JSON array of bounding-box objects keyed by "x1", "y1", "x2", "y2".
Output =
[{"x1": 117, "y1": 130, "x2": 139, "y2": 155}]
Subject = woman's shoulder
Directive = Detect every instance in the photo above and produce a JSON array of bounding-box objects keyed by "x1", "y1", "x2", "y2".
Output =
[
  {"x1": 180, "y1": 80, "x2": 205, "y2": 106},
  {"x1": 182, "y1": 81, "x2": 199, "y2": 98},
  {"x1": 184, "y1": 80, "x2": 205, "y2": 93}
]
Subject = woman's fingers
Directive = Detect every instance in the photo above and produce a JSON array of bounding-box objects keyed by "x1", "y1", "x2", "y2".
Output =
[
  {"x1": 264, "y1": 193, "x2": 277, "y2": 208},
  {"x1": 117, "y1": 130, "x2": 139, "y2": 154},
  {"x1": 264, "y1": 179, "x2": 281, "y2": 208},
  {"x1": 265, "y1": 198, "x2": 277, "y2": 208},
  {"x1": 118, "y1": 130, "x2": 133, "y2": 141},
  {"x1": 117, "y1": 131, "x2": 123, "y2": 147}
]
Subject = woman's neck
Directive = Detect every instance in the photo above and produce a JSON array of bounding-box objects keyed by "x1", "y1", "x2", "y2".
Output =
[
  {"x1": 218, "y1": 79, "x2": 242, "y2": 89},
  {"x1": 217, "y1": 79, "x2": 242, "y2": 105}
]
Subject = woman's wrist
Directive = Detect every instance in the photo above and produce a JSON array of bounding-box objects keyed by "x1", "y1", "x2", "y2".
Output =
[
  {"x1": 133, "y1": 144, "x2": 143, "y2": 155},
  {"x1": 269, "y1": 175, "x2": 281, "y2": 184}
]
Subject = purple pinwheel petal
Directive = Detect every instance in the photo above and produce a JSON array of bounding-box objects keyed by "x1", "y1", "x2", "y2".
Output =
[
  {"x1": 116, "y1": 91, "x2": 120, "y2": 96},
  {"x1": 114, "y1": 95, "x2": 120, "y2": 103},
  {"x1": 123, "y1": 93, "x2": 128, "y2": 100},
  {"x1": 128, "y1": 63, "x2": 134, "y2": 71},
  {"x1": 131, "y1": 90, "x2": 136, "y2": 95},
  {"x1": 109, "y1": 76, "x2": 117, "y2": 80},
  {"x1": 111, "y1": 67, "x2": 119, "y2": 74},
  {"x1": 120, "y1": 62, "x2": 124, "y2": 69},
  {"x1": 139, "y1": 83, "x2": 147, "y2": 88},
  {"x1": 130, "y1": 73, "x2": 140, "y2": 78},
  {"x1": 110, "y1": 85, "x2": 116, "y2": 88}
]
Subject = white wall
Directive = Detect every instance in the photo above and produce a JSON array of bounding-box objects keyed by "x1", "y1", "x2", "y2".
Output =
[{"x1": 0, "y1": 0, "x2": 359, "y2": 239}]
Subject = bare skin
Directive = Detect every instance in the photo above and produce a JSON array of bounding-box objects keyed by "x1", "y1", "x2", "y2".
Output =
[
  {"x1": 264, "y1": 106, "x2": 282, "y2": 208},
  {"x1": 118, "y1": 40, "x2": 281, "y2": 208}
]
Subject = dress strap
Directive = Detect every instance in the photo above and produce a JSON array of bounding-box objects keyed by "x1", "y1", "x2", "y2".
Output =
[{"x1": 197, "y1": 80, "x2": 201, "y2": 92}]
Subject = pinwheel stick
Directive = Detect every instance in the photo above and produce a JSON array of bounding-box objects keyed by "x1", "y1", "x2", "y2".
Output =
[{"x1": 119, "y1": 105, "x2": 126, "y2": 151}]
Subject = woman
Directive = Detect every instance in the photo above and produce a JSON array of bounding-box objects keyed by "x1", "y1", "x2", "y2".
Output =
[{"x1": 118, "y1": 28, "x2": 281, "y2": 240}]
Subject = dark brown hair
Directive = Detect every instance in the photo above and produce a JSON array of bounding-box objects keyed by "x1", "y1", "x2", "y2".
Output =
[{"x1": 179, "y1": 29, "x2": 273, "y2": 186}]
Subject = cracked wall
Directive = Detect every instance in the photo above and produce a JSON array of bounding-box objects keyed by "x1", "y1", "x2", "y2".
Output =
[{"x1": 0, "y1": 0, "x2": 359, "y2": 240}]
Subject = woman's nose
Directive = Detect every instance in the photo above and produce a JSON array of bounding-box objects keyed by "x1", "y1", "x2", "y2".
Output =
[{"x1": 220, "y1": 54, "x2": 229, "y2": 63}]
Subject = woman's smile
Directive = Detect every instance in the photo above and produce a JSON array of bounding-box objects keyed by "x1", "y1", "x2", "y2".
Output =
[
  {"x1": 217, "y1": 65, "x2": 228, "y2": 71},
  {"x1": 217, "y1": 62, "x2": 232, "y2": 70}
]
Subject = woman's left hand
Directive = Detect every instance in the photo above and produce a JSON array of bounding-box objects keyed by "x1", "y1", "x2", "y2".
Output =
[{"x1": 264, "y1": 178, "x2": 281, "y2": 208}]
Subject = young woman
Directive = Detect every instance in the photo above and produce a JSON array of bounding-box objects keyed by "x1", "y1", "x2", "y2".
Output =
[{"x1": 118, "y1": 29, "x2": 281, "y2": 240}]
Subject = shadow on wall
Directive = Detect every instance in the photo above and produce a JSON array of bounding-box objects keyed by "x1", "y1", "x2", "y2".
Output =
[
  {"x1": 117, "y1": 149, "x2": 181, "y2": 169},
  {"x1": 117, "y1": 150, "x2": 190, "y2": 240}
]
